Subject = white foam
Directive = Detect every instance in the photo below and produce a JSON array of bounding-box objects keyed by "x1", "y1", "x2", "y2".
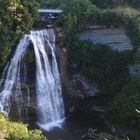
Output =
[{"x1": 37, "y1": 118, "x2": 65, "y2": 131}]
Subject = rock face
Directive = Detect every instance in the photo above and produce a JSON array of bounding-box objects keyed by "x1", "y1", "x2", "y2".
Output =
[
  {"x1": 56, "y1": 28, "x2": 101, "y2": 115},
  {"x1": 74, "y1": 74, "x2": 98, "y2": 97},
  {"x1": 57, "y1": 42, "x2": 85, "y2": 114},
  {"x1": 79, "y1": 27, "x2": 133, "y2": 52},
  {"x1": 129, "y1": 65, "x2": 140, "y2": 77}
]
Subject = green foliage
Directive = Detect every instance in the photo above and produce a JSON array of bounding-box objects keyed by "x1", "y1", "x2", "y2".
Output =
[
  {"x1": 106, "y1": 79, "x2": 140, "y2": 124},
  {"x1": 91, "y1": 0, "x2": 140, "y2": 8},
  {"x1": 61, "y1": 0, "x2": 96, "y2": 33},
  {"x1": 0, "y1": 114, "x2": 47, "y2": 140},
  {"x1": 36, "y1": 0, "x2": 66, "y2": 8},
  {"x1": 38, "y1": 0, "x2": 140, "y2": 8},
  {"x1": 128, "y1": 15, "x2": 140, "y2": 63},
  {"x1": 0, "y1": 0, "x2": 39, "y2": 71},
  {"x1": 91, "y1": 0, "x2": 120, "y2": 8},
  {"x1": 96, "y1": 7, "x2": 138, "y2": 27},
  {"x1": 67, "y1": 37, "x2": 131, "y2": 94},
  {"x1": 96, "y1": 10, "x2": 122, "y2": 27},
  {"x1": 95, "y1": 8, "x2": 140, "y2": 63}
]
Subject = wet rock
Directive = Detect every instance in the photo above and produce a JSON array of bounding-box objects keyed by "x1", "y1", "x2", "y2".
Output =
[{"x1": 74, "y1": 74, "x2": 98, "y2": 97}]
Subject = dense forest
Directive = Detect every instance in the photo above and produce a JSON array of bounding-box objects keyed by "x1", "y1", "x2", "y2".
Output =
[{"x1": 0, "y1": 0, "x2": 140, "y2": 140}]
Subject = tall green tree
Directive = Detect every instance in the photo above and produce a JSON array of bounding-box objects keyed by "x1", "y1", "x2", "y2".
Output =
[{"x1": 0, "y1": 0, "x2": 39, "y2": 70}]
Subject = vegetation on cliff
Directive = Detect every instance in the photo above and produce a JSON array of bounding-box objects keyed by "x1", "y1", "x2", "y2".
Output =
[
  {"x1": 59, "y1": 0, "x2": 140, "y2": 133},
  {"x1": 92, "y1": 6, "x2": 140, "y2": 125},
  {"x1": 67, "y1": 38, "x2": 131, "y2": 94},
  {"x1": 106, "y1": 79, "x2": 140, "y2": 124}
]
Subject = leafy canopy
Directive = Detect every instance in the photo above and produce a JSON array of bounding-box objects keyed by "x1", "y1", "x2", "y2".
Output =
[{"x1": 0, "y1": 0, "x2": 39, "y2": 70}]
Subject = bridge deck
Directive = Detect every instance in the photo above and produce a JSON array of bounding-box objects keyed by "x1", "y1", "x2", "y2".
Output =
[{"x1": 39, "y1": 9, "x2": 63, "y2": 14}]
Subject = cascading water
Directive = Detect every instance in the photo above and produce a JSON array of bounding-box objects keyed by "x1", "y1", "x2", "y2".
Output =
[{"x1": 0, "y1": 29, "x2": 65, "y2": 130}]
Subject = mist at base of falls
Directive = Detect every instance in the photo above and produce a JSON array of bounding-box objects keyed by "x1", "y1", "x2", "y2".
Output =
[{"x1": 0, "y1": 29, "x2": 65, "y2": 130}]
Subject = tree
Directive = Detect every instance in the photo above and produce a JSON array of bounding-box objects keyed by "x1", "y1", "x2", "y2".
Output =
[
  {"x1": 106, "y1": 79, "x2": 140, "y2": 123},
  {"x1": 62, "y1": 0, "x2": 96, "y2": 33},
  {"x1": 0, "y1": 0, "x2": 39, "y2": 70}
]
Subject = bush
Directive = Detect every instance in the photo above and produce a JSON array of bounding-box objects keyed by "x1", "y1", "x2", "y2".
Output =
[
  {"x1": 67, "y1": 38, "x2": 131, "y2": 94},
  {"x1": 106, "y1": 79, "x2": 140, "y2": 124},
  {"x1": 0, "y1": 114, "x2": 47, "y2": 140}
]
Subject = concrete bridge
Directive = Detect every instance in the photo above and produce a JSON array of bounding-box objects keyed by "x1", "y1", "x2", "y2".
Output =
[
  {"x1": 38, "y1": 9, "x2": 63, "y2": 14},
  {"x1": 38, "y1": 9, "x2": 63, "y2": 24}
]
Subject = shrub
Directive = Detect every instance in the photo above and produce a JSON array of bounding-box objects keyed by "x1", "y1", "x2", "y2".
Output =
[
  {"x1": 0, "y1": 114, "x2": 47, "y2": 140},
  {"x1": 67, "y1": 38, "x2": 131, "y2": 94},
  {"x1": 106, "y1": 79, "x2": 140, "y2": 124}
]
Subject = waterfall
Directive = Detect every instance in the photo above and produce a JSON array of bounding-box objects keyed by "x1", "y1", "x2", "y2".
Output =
[{"x1": 0, "y1": 29, "x2": 65, "y2": 130}]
